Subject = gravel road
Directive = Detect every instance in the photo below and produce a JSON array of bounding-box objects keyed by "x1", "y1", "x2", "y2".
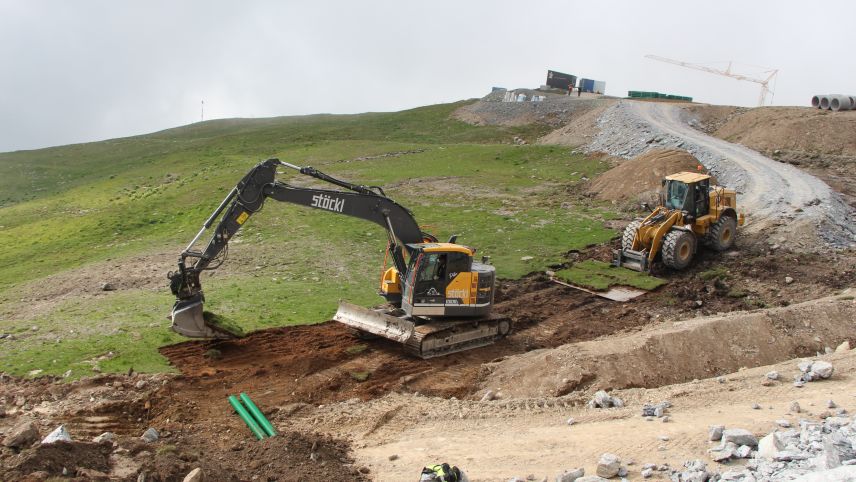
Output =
[{"x1": 585, "y1": 100, "x2": 856, "y2": 248}]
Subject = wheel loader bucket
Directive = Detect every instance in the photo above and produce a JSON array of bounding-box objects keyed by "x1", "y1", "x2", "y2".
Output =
[
  {"x1": 170, "y1": 296, "x2": 240, "y2": 339},
  {"x1": 612, "y1": 248, "x2": 650, "y2": 273},
  {"x1": 333, "y1": 301, "x2": 415, "y2": 343}
]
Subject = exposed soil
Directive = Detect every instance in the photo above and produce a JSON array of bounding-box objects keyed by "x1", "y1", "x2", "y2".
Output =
[{"x1": 585, "y1": 149, "x2": 706, "y2": 206}]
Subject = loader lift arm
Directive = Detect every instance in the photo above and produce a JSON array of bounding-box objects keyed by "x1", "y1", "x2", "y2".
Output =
[{"x1": 168, "y1": 158, "x2": 429, "y2": 338}]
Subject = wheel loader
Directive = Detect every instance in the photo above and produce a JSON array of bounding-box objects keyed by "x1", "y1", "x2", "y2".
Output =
[
  {"x1": 612, "y1": 171, "x2": 745, "y2": 272},
  {"x1": 168, "y1": 158, "x2": 510, "y2": 358}
]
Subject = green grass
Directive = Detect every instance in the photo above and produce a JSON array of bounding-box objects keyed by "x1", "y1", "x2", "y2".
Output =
[
  {"x1": 203, "y1": 311, "x2": 246, "y2": 338},
  {"x1": 554, "y1": 260, "x2": 667, "y2": 291},
  {"x1": 0, "y1": 100, "x2": 617, "y2": 378}
]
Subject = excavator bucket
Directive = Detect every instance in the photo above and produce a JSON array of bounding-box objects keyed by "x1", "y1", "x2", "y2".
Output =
[
  {"x1": 170, "y1": 296, "x2": 241, "y2": 339},
  {"x1": 333, "y1": 301, "x2": 415, "y2": 343}
]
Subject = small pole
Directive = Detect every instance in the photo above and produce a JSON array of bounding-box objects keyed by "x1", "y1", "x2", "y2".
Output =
[{"x1": 201, "y1": 100, "x2": 204, "y2": 122}]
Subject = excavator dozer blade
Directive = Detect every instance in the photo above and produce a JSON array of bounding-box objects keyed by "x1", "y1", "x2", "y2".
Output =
[
  {"x1": 170, "y1": 296, "x2": 241, "y2": 339},
  {"x1": 333, "y1": 301, "x2": 415, "y2": 343}
]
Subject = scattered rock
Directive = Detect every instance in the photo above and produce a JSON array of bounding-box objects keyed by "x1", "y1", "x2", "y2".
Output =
[
  {"x1": 388, "y1": 454, "x2": 399, "y2": 461},
  {"x1": 752, "y1": 403, "x2": 762, "y2": 410},
  {"x1": 785, "y1": 276, "x2": 794, "y2": 284},
  {"x1": 596, "y1": 453, "x2": 621, "y2": 478},
  {"x1": 776, "y1": 420, "x2": 792, "y2": 428},
  {"x1": 183, "y1": 468, "x2": 203, "y2": 482},
  {"x1": 790, "y1": 401, "x2": 801, "y2": 413},
  {"x1": 757, "y1": 432, "x2": 784, "y2": 460},
  {"x1": 717, "y1": 376, "x2": 726, "y2": 384},
  {"x1": 358, "y1": 466, "x2": 371, "y2": 474},
  {"x1": 2, "y1": 419, "x2": 39, "y2": 448},
  {"x1": 101, "y1": 282, "x2": 115, "y2": 291},
  {"x1": 662, "y1": 416, "x2": 671, "y2": 423},
  {"x1": 135, "y1": 380, "x2": 148, "y2": 390},
  {"x1": 566, "y1": 417, "x2": 576, "y2": 426},
  {"x1": 722, "y1": 428, "x2": 758, "y2": 447},
  {"x1": 556, "y1": 467, "x2": 584, "y2": 482},
  {"x1": 141, "y1": 427, "x2": 159, "y2": 443},
  {"x1": 589, "y1": 390, "x2": 623, "y2": 409},
  {"x1": 735, "y1": 444, "x2": 752, "y2": 458},
  {"x1": 836, "y1": 341, "x2": 851, "y2": 353},
  {"x1": 41, "y1": 424, "x2": 72, "y2": 444},
  {"x1": 811, "y1": 361, "x2": 834, "y2": 379},
  {"x1": 641, "y1": 468, "x2": 653, "y2": 478},
  {"x1": 828, "y1": 400, "x2": 837, "y2": 409},
  {"x1": 765, "y1": 371, "x2": 780, "y2": 380},
  {"x1": 641, "y1": 401, "x2": 671, "y2": 418},
  {"x1": 709, "y1": 425, "x2": 724, "y2": 441}
]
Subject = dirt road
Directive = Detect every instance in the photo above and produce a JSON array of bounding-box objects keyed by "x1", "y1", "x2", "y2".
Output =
[{"x1": 583, "y1": 100, "x2": 856, "y2": 248}]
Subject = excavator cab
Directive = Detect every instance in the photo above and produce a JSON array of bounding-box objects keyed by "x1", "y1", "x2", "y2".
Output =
[{"x1": 400, "y1": 243, "x2": 494, "y2": 318}]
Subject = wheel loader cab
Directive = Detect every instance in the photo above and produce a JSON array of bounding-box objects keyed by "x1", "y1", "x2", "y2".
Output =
[
  {"x1": 662, "y1": 172, "x2": 711, "y2": 221},
  {"x1": 401, "y1": 243, "x2": 495, "y2": 318}
]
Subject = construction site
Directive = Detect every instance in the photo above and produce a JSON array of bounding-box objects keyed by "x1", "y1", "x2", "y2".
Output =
[{"x1": 2, "y1": 58, "x2": 856, "y2": 482}]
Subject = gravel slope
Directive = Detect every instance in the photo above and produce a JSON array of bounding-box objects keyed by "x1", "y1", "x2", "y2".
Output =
[{"x1": 584, "y1": 100, "x2": 856, "y2": 249}]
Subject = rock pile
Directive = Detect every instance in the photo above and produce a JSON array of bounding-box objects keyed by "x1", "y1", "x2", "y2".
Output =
[
  {"x1": 641, "y1": 401, "x2": 671, "y2": 419},
  {"x1": 794, "y1": 360, "x2": 834, "y2": 386},
  {"x1": 587, "y1": 391, "x2": 624, "y2": 409}
]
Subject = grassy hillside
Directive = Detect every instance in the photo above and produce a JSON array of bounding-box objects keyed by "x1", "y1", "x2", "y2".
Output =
[{"x1": 0, "y1": 101, "x2": 617, "y2": 378}]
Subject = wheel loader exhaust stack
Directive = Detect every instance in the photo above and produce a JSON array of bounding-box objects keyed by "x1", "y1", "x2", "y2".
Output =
[{"x1": 613, "y1": 171, "x2": 745, "y2": 273}]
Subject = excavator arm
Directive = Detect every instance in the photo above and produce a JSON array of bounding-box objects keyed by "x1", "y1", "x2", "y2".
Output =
[{"x1": 168, "y1": 158, "x2": 427, "y2": 338}]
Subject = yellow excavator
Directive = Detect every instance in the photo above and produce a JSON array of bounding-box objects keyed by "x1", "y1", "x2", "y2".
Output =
[
  {"x1": 613, "y1": 171, "x2": 745, "y2": 272},
  {"x1": 168, "y1": 158, "x2": 510, "y2": 358}
]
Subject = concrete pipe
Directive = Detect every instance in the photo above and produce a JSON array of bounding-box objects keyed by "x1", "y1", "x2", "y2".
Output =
[
  {"x1": 811, "y1": 95, "x2": 824, "y2": 108},
  {"x1": 820, "y1": 95, "x2": 831, "y2": 110},
  {"x1": 830, "y1": 94, "x2": 853, "y2": 111}
]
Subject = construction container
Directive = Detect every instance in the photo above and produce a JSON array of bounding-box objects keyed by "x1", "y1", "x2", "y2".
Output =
[
  {"x1": 579, "y1": 78, "x2": 595, "y2": 93},
  {"x1": 546, "y1": 70, "x2": 577, "y2": 91},
  {"x1": 627, "y1": 91, "x2": 692, "y2": 102},
  {"x1": 593, "y1": 80, "x2": 606, "y2": 94}
]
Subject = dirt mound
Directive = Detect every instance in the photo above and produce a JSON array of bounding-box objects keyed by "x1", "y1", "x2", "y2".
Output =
[
  {"x1": 453, "y1": 91, "x2": 610, "y2": 127},
  {"x1": 480, "y1": 290, "x2": 856, "y2": 398},
  {"x1": 537, "y1": 101, "x2": 616, "y2": 147},
  {"x1": 586, "y1": 149, "x2": 704, "y2": 204},
  {"x1": 1, "y1": 441, "x2": 112, "y2": 479}
]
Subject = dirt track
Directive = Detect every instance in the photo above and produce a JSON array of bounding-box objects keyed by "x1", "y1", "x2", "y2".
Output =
[{"x1": 578, "y1": 100, "x2": 856, "y2": 248}]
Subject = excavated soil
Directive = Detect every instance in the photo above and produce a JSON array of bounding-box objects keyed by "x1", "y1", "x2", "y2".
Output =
[{"x1": 585, "y1": 149, "x2": 708, "y2": 205}]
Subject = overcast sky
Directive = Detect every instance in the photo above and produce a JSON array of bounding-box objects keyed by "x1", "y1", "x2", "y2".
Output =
[{"x1": 1, "y1": 0, "x2": 854, "y2": 152}]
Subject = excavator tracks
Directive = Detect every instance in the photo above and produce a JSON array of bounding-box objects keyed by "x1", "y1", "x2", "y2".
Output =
[{"x1": 403, "y1": 315, "x2": 511, "y2": 359}]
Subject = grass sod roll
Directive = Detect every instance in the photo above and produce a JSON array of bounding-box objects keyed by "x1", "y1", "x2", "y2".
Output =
[
  {"x1": 240, "y1": 392, "x2": 278, "y2": 437},
  {"x1": 228, "y1": 395, "x2": 267, "y2": 440}
]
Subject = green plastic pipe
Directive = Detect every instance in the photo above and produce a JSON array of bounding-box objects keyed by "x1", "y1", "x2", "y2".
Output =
[
  {"x1": 228, "y1": 395, "x2": 266, "y2": 440},
  {"x1": 240, "y1": 392, "x2": 278, "y2": 437}
]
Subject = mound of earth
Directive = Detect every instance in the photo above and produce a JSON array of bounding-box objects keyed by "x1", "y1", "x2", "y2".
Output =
[
  {"x1": 586, "y1": 149, "x2": 705, "y2": 204},
  {"x1": 453, "y1": 90, "x2": 609, "y2": 127}
]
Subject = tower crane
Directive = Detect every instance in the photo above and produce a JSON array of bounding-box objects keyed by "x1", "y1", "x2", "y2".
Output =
[{"x1": 645, "y1": 54, "x2": 778, "y2": 107}]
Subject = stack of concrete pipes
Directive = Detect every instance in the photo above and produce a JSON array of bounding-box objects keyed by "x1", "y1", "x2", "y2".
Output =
[{"x1": 812, "y1": 94, "x2": 856, "y2": 111}]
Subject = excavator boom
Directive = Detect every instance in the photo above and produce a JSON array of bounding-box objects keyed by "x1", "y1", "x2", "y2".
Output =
[
  {"x1": 168, "y1": 158, "x2": 507, "y2": 357},
  {"x1": 169, "y1": 158, "x2": 424, "y2": 339}
]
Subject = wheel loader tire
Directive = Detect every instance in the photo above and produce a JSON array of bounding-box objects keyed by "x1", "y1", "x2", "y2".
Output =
[
  {"x1": 621, "y1": 220, "x2": 642, "y2": 251},
  {"x1": 662, "y1": 229, "x2": 696, "y2": 270},
  {"x1": 707, "y1": 215, "x2": 737, "y2": 251}
]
